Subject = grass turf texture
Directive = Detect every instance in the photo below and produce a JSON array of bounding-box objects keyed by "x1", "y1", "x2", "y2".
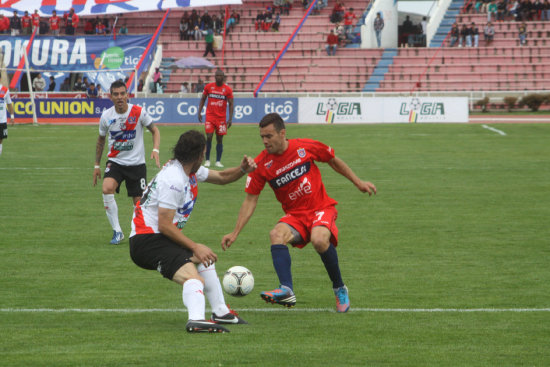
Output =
[{"x1": 1, "y1": 123, "x2": 549, "y2": 366}]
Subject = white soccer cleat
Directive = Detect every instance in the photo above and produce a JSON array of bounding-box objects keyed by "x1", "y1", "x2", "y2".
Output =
[
  {"x1": 204, "y1": 160, "x2": 211, "y2": 167},
  {"x1": 215, "y1": 161, "x2": 224, "y2": 168}
]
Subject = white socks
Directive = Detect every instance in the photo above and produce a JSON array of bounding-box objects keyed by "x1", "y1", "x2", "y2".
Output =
[
  {"x1": 0, "y1": 143, "x2": 3, "y2": 156},
  {"x1": 198, "y1": 263, "x2": 230, "y2": 316},
  {"x1": 182, "y1": 278, "x2": 205, "y2": 321},
  {"x1": 102, "y1": 194, "x2": 122, "y2": 232}
]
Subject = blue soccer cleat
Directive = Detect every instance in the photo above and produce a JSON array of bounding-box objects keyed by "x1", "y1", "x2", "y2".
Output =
[
  {"x1": 334, "y1": 285, "x2": 350, "y2": 313},
  {"x1": 110, "y1": 231, "x2": 124, "y2": 245},
  {"x1": 260, "y1": 286, "x2": 296, "y2": 308}
]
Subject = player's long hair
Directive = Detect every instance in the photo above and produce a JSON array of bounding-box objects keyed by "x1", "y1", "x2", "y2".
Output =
[
  {"x1": 259, "y1": 113, "x2": 285, "y2": 131},
  {"x1": 173, "y1": 130, "x2": 206, "y2": 165}
]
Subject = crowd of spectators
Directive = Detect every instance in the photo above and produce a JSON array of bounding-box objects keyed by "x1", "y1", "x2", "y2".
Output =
[{"x1": 469, "y1": 0, "x2": 550, "y2": 22}]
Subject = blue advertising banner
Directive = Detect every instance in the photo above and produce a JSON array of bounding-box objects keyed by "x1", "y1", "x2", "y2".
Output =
[
  {"x1": 13, "y1": 98, "x2": 113, "y2": 118},
  {"x1": 131, "y1": 98, "x2": 299, "y2": 124},
  {"x1": 0, "y1": 35, "x2": 153, "y2": 93}
]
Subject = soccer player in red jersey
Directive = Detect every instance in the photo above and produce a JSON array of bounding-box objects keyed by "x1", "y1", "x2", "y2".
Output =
[
  {"x1": 221, "y1": 113, "x2": 376, "y2": 312},
  {"x1": 31, "y1": 10, "x2": 40, "y2": 33},
  {"x1": 197, "y1": 69, "x2": 234, "y2": 168}
]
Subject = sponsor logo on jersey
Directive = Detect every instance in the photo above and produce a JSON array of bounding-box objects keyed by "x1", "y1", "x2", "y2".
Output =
[
  {"x1": 113, "y1": 141, "x2": 134, "y2": 151},
  {"x1": 269, "y1": 162, "x2": 310, "y2": 189},
  {"x1": 275, "y1": 158, "x2": 301, "y2": 175},
  {"x1": 297, "y1": 148, "x2": 306, "y2": 158},
  {"x1": 288, "y1": 177, "x2": 312, "y2": 201},
  {"x1": 110, "y1": 130, "x2": 136, "y2": 140},
  {"x1": 169, "y1": 185, "x2": 182, "y2": 193}
]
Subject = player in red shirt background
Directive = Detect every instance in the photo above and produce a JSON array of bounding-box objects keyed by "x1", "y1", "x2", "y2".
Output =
[
  {"x1": 222, "y1": 113, "x2": 376, "y2": 313},
  {"x1": 197, "y1": 69, "x2": 234, "y2": 168}
]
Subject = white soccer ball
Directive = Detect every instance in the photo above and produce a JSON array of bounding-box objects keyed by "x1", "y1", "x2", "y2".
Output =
[{"x1": 222, "y1": 266, "x2": 254, "y2": 297}]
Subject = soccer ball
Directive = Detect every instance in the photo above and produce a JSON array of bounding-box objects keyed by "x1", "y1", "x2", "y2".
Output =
[{"x1": 222, "y1": 266, "x2": 254, "y2": 297}]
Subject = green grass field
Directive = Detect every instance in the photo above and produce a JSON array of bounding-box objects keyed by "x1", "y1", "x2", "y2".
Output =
[{"x1": 1, "y1": 123, "x2": 549, "y2": 366}]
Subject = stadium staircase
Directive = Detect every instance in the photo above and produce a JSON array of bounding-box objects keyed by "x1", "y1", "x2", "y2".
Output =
[
  {"x1": 363, "y1": 48, "x2": 398, "y2": 92},
  {"x1": 429, "y1": 0, "x2": 465, "y2": 47}
]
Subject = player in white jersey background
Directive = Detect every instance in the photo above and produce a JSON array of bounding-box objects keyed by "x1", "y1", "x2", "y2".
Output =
[
  {"x1": 130, "y1": 130, "x2": 257, "y2": 333},
  {"x1": 0, "y1": 84, "x2": 15, "y2": 157},
  {"x1": 93, "y1": 80, "x2": 161, "y2": 245}
]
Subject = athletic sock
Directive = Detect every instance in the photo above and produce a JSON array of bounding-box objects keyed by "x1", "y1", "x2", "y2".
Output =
[
  {"x1": 205, "y1": 140, "x2": 212, "y2": 161},
  {"x1": 0, "y1": 143, "x2": 3, "y2": 156},
  {"x1": 320, "y1": 244, "x2": 344, "y2": 289},
  {"x1": 271, "y1": 244, "x2": 293, "y2": 290},
  {"x1": 197, "y1": 263, "x2": 230, "y2": 316},
  {"x1": 182, "y1": 278, "x2": 205, "y2": 321},
  {"x1": 215, "y1": 143, "x2": 223, "y2": 162},
  {"x1": 102, "y1": 193, "x2": 122, "y2": 232}
]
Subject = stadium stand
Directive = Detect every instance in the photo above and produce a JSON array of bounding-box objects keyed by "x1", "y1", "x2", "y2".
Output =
[{"x1": 110, "y1": 0, "x2": 550, "y2": 94}]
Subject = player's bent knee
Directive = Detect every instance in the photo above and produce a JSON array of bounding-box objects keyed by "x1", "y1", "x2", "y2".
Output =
[{"x1": 172, "y1": 263, "x2": 204, "y2": 285}]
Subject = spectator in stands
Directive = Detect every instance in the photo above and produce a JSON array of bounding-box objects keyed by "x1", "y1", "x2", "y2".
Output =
[
  {"x1": 119, "y1": 23, "x2": 128, "y2": 35},
  {"x1": 65, "y1": 8, "x2": 79, "y2": 35},
  {"x1": 518, "y1": 21, "x2": 527, "y2": 45},
  {"x1": 180, "y1": 82, "x2": 190, "y2": 93},
  {"x1": 272, "y1": 12, "x2": 281, "y2": 32},
  {"x1": 487, "y1": 1, "x2": 497, "y2": 21},
  {"x1": 193, "y1": 25, "x2": 202, "y2": 40},
  {"x1": 483, "y1": 21, "x2": 495, "y2": 44},
  {"x1": 420, "y1": 17, "x2": 428, "y2": 46},
  {"x1": 60, "y1": 78, "x2": 71, "y2": 92},
  {"x1": 179, "y1": 18, "x2": 188, "y2": 40},
  {"x1": 475, "y1": 0, "x2": 483, "y2": 13},
  {"x1": 273, "y1": 0, "x2": 284, "y2": 13},
  {"x1": 10, "y1": 11, "x2": 20, "y2": 36},
  {"x1": 333, "y1": 22, "x2": 346, "y2": 46},
  {"x1": 95, "y1": 19, "x2": 106, "y2": 35},
  {"x1": 190, "y1": 9, "x2": 199, "y2": 27},
  {"x1": 87, "y1": 83, "x2": 99, "y2": 98},
  {"x1": 282, "y1": 1, "x2": 292, "y2": 15},
  {"x1": 343, "y1": 8, "x2": 357, "y2": 36},
  {"x1": 541, "y1": 0, "x2": 550, "y2": 20},
  {"x1": 450, "y1": 23, "x2": 459, "y2": 46},
  {"x1": 201, "y1": 11, "x2": 212, "y2": 30},
  {"x1": 255, "y1": 10, "x2": 265, "y2": 32},
  {"x1": 73, "y1": 76, "x2": 86, "y2": 91},
  {"x1": 465, "y1": 23, "x2": 473, "y2": 47},
  {"x1": 331, "y1": 1, "x2": 345, "y2": 23},
  {"x1": 212, "y1": 14, "x2": 223, "y2": 34},
  {"x1": 496, "y1": 0, "x2": 507, "y2": 20},
  {"x1": 471, "y1": 22, "x2": 479, "y2": 47},
  {"x1": 194, "y1": 78, "x2": 205, "y2": 93},
  {"x1": 137, "y1": 79, "x2": 144, "y2": 92},
  {"x1": 374, "y1": 12, "x2": 384, "y2": 48},
  {"x1": 225, "y1": 13, "x2": 237, "y2": 34},
  {"x1": 22, "y1": 11, "x2": 31, "y2": 35},
  {"x1": 480, "y1": 0, "x2": 491, "y2": 13},
  {"x1": 263, "y1": 10, "x2": 273, "y2": 31},
  {"x1": 31, "y1": 10, "x2": 40, "y2": 34},
  {"x1": 49, "y1": 10, "x2": 60, "y2": 36},
  {"x1": 48, "y1": 76, "x2": 56, "y2": 92},
  {"x1": 0, "y1": 14, "x2": 9, "y2": 34},
  {"x1": 325, "y1": 29, "x2": 339, "y2": 56},
  {"x1": 203, "y1": 27, "x2": 216, "y2": 57},
  {"x1": 84, "y1": 18, "x2": 94, "y2": 34},
  {"x1": 153, "y1": 68, "x2": 162, "y2": 93},
  {"x1": 32, "y1": 73, "x2": 46, "y2": 92},
  {"x1": 459, "y1": 23, "x2": 468, "y2": 47}
]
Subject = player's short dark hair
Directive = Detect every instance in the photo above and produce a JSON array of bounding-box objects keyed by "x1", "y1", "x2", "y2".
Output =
[
  {"x1": 259, "y1": 113, "x2": 285, "y2": 132},
  {"x1": 110, "y1": 80, "x2": 127, "y2": 94},
  {"x1": 173, "y1": 130, "x2": 206, "y2": 165}
]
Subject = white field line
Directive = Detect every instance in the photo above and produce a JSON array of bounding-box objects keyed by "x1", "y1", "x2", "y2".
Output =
[
  {"x1": 482, "y1": 124, "x2": 507, "y2": 136},
  {"x1": 1, "y1": 308, "x2": 549, "y2": 313}
]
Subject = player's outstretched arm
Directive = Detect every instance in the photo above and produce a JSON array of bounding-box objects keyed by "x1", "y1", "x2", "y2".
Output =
[
  {"x1": 147, "y1": 123, "x2": 161, "y2": 168},
  {"x1": 328, "y1": 156, "x2": 377, "y2": 196},
  {"x1": 221, "y1": 193, "x2": 259, "y2": 251},
  {"x1": 93, "y1": 135, "x2": 106, "y2": 186},
  {"x1": 204, "y1": 155, "x2": 257, "y2": 185}
]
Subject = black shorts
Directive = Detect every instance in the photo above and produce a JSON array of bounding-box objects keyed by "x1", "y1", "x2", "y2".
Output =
[
  {"x1": 0, "y1": 123, "x2": 7, "y2": 140},
  {"x1": 129, "y1": 233, "x2": 193, "y2": 280},
  {"x1": 104, "y1": 160, "x2": 147, "y2": 197}
]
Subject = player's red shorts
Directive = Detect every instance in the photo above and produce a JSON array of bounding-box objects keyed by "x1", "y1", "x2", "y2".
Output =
[
  {"x1": 279, "y1": 206, "x2": 339, "y2": 248},
  {"x1": 204, "y1": 118, "x2": 228, "y2": 135}
]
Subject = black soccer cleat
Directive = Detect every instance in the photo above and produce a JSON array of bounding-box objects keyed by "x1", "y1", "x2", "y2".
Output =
[
  {"x1": 211, "y1": 308, "x2": 248, "y2": 324},
  {"x1": 186, "y1": 320, "x2": 230, "y2": 333}
]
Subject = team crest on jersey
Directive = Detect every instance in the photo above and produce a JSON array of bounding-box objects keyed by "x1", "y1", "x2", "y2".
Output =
[
  {"x1": 297, "y1": 148, "x2": 306, "y2": 158},
  {"x1": 264, "y1": 160, "x2": 273, "y2": 169},
  {"x1": 119, "y1": 121, "x2": 127, "y2": 130}
]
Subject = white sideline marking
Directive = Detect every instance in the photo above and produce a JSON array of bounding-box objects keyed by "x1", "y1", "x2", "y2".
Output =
[
  {"x1": 1, "y1": 308, "x2": 549, "y2": 313},
  {"x1": 482, "y1": 124, "x2": 507, "y2": 136}
]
